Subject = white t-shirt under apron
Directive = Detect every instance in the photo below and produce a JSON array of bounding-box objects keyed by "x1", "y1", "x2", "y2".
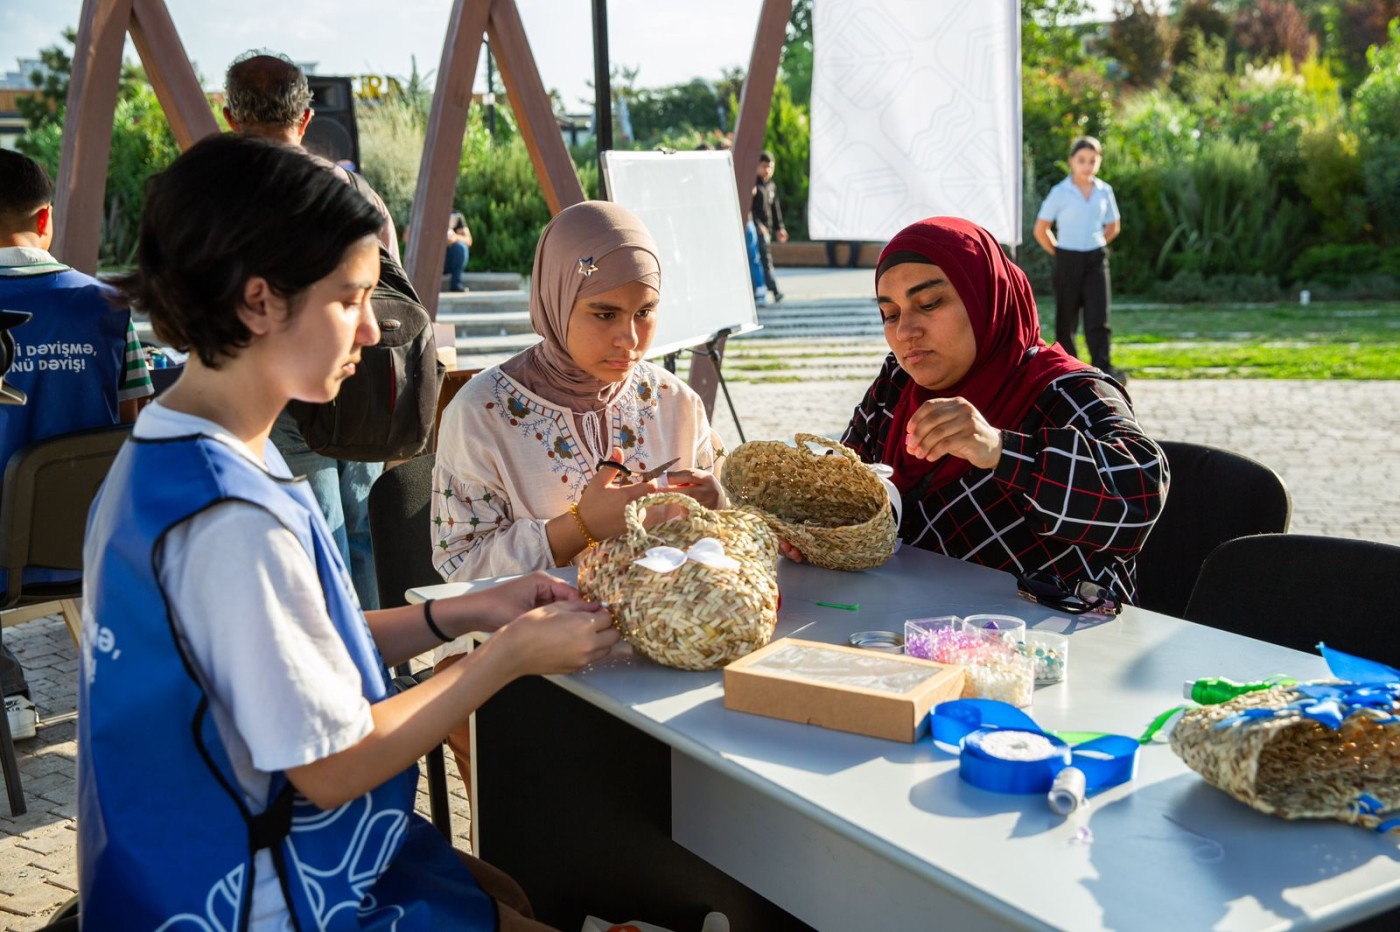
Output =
[{"x1": 134, "y1": 402, "x2": 375, "y2": 930}]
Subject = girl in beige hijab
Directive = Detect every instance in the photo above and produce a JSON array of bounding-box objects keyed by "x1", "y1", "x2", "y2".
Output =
[{"x1": 432, "y1": 200, "x2": 726, "y2": 583}]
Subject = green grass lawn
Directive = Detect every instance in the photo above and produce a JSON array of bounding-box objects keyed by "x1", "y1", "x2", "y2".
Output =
[
  {"x1": 1055, "y1": 301, "x2": 1400, "y2": 380},
  {"x1": 712, "y1": 301, "x2": 1400, "y2": 382}
]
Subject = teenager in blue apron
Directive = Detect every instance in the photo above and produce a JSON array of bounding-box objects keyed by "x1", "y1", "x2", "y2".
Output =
[{"x1": 78, "y1": 133, "x2": 619, "y2": 931}]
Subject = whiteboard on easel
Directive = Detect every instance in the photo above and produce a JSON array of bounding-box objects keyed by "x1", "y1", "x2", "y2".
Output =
[{"x1": 602, "y1": 150, "x2": 761, "y2": 359}]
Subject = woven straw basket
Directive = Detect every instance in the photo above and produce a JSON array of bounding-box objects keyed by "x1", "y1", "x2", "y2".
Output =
[
  {"x1": 1170, "y1": 685, "x2": 1400, "y2": 829},
  {"x1": 576, "y1": 492, "x2": 779, "y2": 671},
  {"x1": 720, "y1": 433, "x2": 896, "y2": 571}
]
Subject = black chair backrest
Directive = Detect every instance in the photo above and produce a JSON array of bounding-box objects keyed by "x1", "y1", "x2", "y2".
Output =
[
  {"x1": 1184, "y1": 534, "x2": 1400, "y2": 666},
  {"x1": 1134, "y1": 440, "x2": 1291, "y2": 618},
  {"x1": 367, "y1": 454, "x2": 438, "y2": 609},
  {"x1": 1, "y1": 423, "x2": 132, "y2": 607}
]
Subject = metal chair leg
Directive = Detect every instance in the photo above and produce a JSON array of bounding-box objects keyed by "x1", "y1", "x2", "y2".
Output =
[
  {"x1": 1, "y1": 682, "x2": 26, "y2": 817},
  {"x1": 426, "y1": 744, "x2": 452, "y2": 839}
]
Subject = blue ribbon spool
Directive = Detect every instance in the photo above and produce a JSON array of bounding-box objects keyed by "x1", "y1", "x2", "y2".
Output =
[{"x1": 930, "y1": 699, "x2": 1138, "y2": 796}]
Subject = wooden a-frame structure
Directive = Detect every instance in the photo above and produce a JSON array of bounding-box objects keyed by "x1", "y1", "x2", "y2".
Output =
[{"x1": 51, "y1": 0, "x2": 793, "y2": 410}]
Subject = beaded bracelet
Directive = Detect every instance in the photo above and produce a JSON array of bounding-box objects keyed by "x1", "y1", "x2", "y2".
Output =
[
  {"x1": 569, "y1": 501, "x2": 600, "y2": 549},
  {"x1": 423, "y1": 599, "x2": 452, "y2": 643}
]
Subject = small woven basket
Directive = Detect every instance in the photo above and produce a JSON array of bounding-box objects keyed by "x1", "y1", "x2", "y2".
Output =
[
  {"x1": 720, "y1": 433, "x2": 896, "y2": 571},
  {"x1": 576, "y1": 492, "x2": 779, "y2": 671},
  {"x1": 1170, "y1": 685, "x2": 1400, "y2": 829}
]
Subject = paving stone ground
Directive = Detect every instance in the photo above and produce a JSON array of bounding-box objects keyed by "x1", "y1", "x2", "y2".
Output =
[{"x1": 3, "y1": 362, "x2": 1396, "y2": 927}]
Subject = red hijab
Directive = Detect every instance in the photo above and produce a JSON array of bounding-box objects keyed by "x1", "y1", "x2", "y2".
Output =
[{"x1": 878, "y1": 217, "x2": 1091, "y2": 494}]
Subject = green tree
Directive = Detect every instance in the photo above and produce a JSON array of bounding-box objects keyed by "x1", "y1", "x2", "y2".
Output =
[
  {"x1": 16, "y1": 27, "x2": 210, "y2": 267},
  {"x1": 1233, "y1": 0, "x2": 1317, "y2": 66},
  {"x1": 1022, "y1": 0, "x2": 1097, "y2": 71},
  {"x1": 760, "y1": 78, "x2": 810, "y2": 242},
  {"x1": 1170, "y1": 0, "x2": 1232, "y2": 70},
  {"x1": 1105, "y1": 0, "x2": 1172, "y2": 88},
  {"x1": 16, "y1": 27, "x2": 147, "y2": 131},
  {"x1": 626, "y1": 79, "x2": 725, "y2": 145},
  {"x1": 780, "y1": 0, "x2": 813, "y2": 109},
  {"x1": 1351, "y1": 19, "x2": 1400, "y2": 242},
  {"x1": 1332, "y1": 0, "x2": 1400, "y2": 92}
]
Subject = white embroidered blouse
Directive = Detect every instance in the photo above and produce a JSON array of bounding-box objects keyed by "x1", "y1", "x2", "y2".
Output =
[{"x1": 431, "y1": 361, "x2": 726, "y2": 583}]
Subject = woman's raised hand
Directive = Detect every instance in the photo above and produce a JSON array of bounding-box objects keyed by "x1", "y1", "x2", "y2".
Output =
[
  {"x1": 904, "y1": 397, "x2": 1003, "y2": 470},
  {"x1": 575, "y1": 446, "x2": 659, "y2": 542}
]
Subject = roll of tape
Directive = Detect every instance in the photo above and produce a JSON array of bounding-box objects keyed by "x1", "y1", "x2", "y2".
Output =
[
  {"x1": 929, "y1": 699, "x2": 1139, "y2": 803},
  {"x1": 960, "y1": 728, "x2": 1070, "y2": 795},
  {"x1": 1048, "y1": 765, "x2": 1087, "y2": 815}
]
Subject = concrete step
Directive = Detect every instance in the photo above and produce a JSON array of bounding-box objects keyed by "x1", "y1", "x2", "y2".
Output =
[
  {"x1": 437, "y1": 289, "x2": 529, "y2": 314},
  {"x1": 439, "y1": 271, "x2": 524, "y2": 292},
  {"x1": 438, "y1": 308, "x2": 534, "y2": 338}
]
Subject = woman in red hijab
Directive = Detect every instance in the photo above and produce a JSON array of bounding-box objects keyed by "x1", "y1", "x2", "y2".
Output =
[{"x1": 825, "y1": 217, "x2": 1166, "y2": 601}]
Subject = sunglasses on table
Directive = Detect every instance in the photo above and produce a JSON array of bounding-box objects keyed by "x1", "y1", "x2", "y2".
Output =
[{"x1": 1015, "y1": 571, "x2": 1123, "y2": 616}]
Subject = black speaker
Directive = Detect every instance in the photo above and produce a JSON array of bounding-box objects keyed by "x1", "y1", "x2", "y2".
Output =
[{"x1": 304, "y1": 76, "x2": 360, "y2": 169}]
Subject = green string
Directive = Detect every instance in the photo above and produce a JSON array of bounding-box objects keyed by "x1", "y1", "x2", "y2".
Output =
[
  {"x1": 1050, "y1": 677, "x2": 1303, "y2": 749},
  {"x1": 1137, "y1": 706, "x2": 1188, "y2": 744}
]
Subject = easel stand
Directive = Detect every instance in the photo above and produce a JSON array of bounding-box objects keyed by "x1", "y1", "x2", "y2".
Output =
[{"x1": 693, "y1": 328, "x2": 746, "y2": 445}]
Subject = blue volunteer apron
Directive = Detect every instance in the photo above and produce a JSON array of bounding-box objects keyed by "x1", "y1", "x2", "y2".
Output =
[{"x1": 78, "y1": 433, "x2": 495, "y2": 930}]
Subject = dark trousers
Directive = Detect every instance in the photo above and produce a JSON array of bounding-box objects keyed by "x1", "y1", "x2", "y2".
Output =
[
  {"x1": 1052, "y1": 247, "x2": 1112, "y2": 369},
  {"x1": 755, "y1": 226, "x2": 780, "y2": 296}
]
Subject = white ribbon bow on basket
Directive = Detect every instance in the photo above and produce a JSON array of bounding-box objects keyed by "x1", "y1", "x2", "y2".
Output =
[
  {"x1": 633, "y1": 536, "x2": 741, "y2": 574},
  {"x1": 867, "y1": 462, "x2": 904, "y2": 537}
]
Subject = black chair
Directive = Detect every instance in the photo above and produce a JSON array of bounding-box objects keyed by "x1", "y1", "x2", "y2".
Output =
[
  {"x1": 0, "y1": 424, "x2": 132, "y2": 816},
  {"x1": 1183, "y1": 534, "x2": 1400, "y2": 666},
  {"x1": 367, "y1": 453, "x2": 452, "y2": 838},
  {"x1": 1134, "y1": 440, "x2": 1292, "y2": 618}
]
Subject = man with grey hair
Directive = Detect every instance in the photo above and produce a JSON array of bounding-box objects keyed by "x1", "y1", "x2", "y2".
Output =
[
  {"x1": 223, "y1": 50, "x2": 396, "y2": 610},
  {"x1": 223, "y1": 51, "x2": 400, "y2": 262}
]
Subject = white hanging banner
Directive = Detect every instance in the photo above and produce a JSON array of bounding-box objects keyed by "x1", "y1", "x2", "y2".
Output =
[{"x1": 808, "y1": 0, "x2": 1023, "y2": 246}]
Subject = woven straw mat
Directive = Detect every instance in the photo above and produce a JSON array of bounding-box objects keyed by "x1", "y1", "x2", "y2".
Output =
[
  {"x1": 1170, "y1": 684, "x2": 1400, "y2": 829},
  {"x1": 720, "y1": 433, "x2": 896, "y2": 571},
  {"x1": 577, "y1": 491, "x2": 779, "y2": 671}
]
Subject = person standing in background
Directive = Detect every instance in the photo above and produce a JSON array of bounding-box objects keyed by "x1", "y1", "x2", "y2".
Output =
[
  {"x1": 1033, "y1": 136, "x2": 1124, "y2": 383},
  {"x1": 445, "y1": 211, "x2": 473, "y2": 292},
  {"x1": 223, "y1": 49, "x2": 392, "y2": 609},
  {"x1": 751, "y1": 151, "x2": 787, "y2": 304}
]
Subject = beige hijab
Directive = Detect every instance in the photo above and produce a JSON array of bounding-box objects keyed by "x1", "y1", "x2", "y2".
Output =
[{"x1": 500, "y1": 201, "x2": 661, "y2": 412}]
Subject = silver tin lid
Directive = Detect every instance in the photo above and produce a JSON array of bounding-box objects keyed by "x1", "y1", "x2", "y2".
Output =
[{"x1": 848, "y1": 630, "x2": 905, "y2": 653}]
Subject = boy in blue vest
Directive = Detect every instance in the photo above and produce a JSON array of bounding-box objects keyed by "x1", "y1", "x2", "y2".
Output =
[
  {"x1": 0, "y1": 149, "x2": 152, "y2": 739},
  {"x1": 80, "y1": 134, "x2": 617, "y2": 930}
]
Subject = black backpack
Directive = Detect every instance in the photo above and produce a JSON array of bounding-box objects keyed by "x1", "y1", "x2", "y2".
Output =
[{"x1": 287, "y1": 235, "x2": 442, "y2": 463}]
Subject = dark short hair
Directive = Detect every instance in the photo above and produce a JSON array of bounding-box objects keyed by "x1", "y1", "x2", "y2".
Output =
[
  {"x1": 758, "y1": 150, "x2": 775, "y2": 164},
  {"x1": 0, "y1": 149, "x2": 55, "y2": 229},
  {"x1": 113, "y1": 134, "x2": 383, "y2": 367},
  {"x1": 224, "y1": 51, "x2": 313, "y2": 128},
  {"x1": 1069, "y1": 136, "x2": 1103, "y2": 158}
]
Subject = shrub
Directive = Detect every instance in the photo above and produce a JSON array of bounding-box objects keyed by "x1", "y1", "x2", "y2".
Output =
[
  {"x1": 357, "y1": 97, "x2": 427, "y2": 238},
  {"x1": 1290, "y1": 243, "x2": 1400, "y2": 286},
  {"x1": 1296, "y1": 122, "x2": 1369, "y2": 241},
  {"x1": 1154, "y1": 136, "x2": 1307, "y2": 281},
  {"x1": 1300, "y1": 273, "x2": 1400, "y2": 301},
  {"x1": 760, "y1": 78, "x2": 810, "y2": 242},
  {"x1": 1351, "y1": 19, "x2": 1400, "y2": 242},
  {"x1": 1148, "y1": 270, "x2": 1285, "y2": 303}
]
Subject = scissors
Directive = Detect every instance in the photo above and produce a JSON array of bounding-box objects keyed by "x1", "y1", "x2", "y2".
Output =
[
  {"x1": 634, "y1": 457, "x2": 680, "y2": 483},
  {"x1": 595, "y1": 456, "x2": 679, "y2": 484}
]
